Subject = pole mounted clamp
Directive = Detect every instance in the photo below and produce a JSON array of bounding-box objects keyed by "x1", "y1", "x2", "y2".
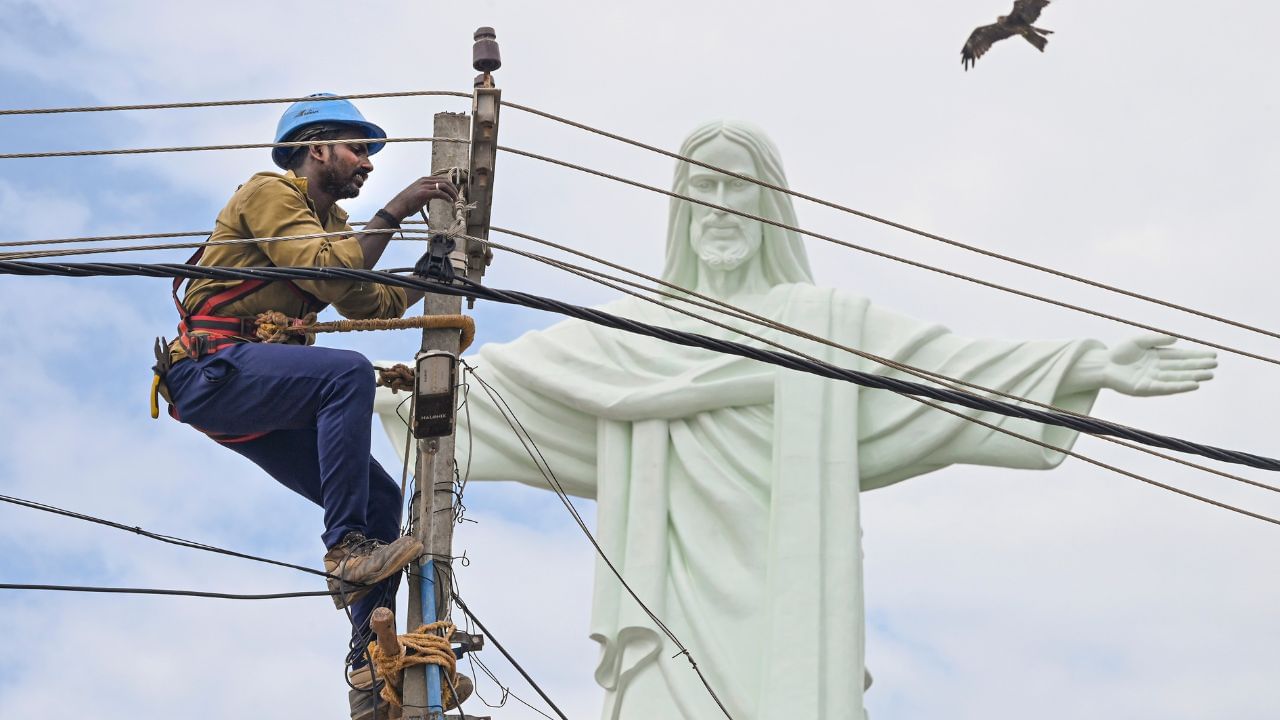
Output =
[
  {"x1": 449, "y1": 629, "x2": 485, "y2": 656},
  {"x1": 413, "y1": 233, "x2": 457, "y2": 284}
]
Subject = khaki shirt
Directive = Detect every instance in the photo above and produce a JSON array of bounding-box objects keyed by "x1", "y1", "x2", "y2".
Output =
[{"x1": 169, "y1": 170, "x2": 408, "y2": 363}]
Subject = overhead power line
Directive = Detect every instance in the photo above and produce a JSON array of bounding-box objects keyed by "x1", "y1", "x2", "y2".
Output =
[
  {"x1": 2, "y1": 208, "x2": 1272, "y2": 381},
  {"x1": 501, "y1": 99, "x2": 1280, "y2": 343},
  {"x1": 1, "y1": 258, "x2": 1275, "y2": 479},
  {"x1": 0, "y1": 219, "x2": 439, "y2": 251},
  {"x1": 0, "y1": 166, "x2": 1269, "y2": 378},
  {"x1": 485, "y1": 227, "x2": 1280, "y2": 497},
  {"x1": 0, "y1": 230, "x2": 210, "y2": 250},
  {"x1": 0, "y1": 583, "x2": 336, "y2": 600},
  {"x1": 0, "y1": 492, "x2": 333, "y2": 579},
  {"x1": 1, "y1": 496, "x2": 569, "y2": 715},
  {"x1": 0, "y1": 135, "x2": 465, "y2": 160},
  {"x1": 2, "y1": 90, "x2": 1269, "y2": 353},
  {"x1": 497, "y1": 144, "x2": 1280, "y2": 369},
  {"x1": 0, "y1": 90, "x2": 470, "y2": 116},
  {"x1": 12, "y1": 224, "x2": 1265, "y2": 503},
  {"x1": 480, "y1": 237, "x2": 1280, "y2": 527},
  {"x1": 0, "y1": 223, "x2": 446, "y2": 254},
  {"x1": 0, "y1": 227, "x2": 436, "y2": 261}
]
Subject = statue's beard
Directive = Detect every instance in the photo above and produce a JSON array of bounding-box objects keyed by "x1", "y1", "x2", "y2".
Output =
[
  {"x1": 691, "y1": 222, "x2": 762, "y2": 272},
  {"x1": 697, "y1": 242, "x2": 751, "y2": 270}
]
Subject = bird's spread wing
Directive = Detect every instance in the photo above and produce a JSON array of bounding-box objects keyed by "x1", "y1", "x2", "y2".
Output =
[
  {"x1": 1011, "y1": 0, "x2": 1050, "y2": 24},
  {"x1": 961, "y1": 23, "x2": 1017, "y2": 69}
]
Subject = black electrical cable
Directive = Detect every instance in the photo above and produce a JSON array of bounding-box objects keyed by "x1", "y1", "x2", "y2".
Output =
[
  {"x1": 482, "y1": 229, "x2": 1280, "y2": 496},
  {"x1": 0, "y1": 492, "x2": 333, "y2": 579},
  {"x1": 0, "y1": 583, "x2": 336, "y2": 600},
  {"x1": 451, "y1": 592, "x2": 572, "y2": 720},
  {"x1": 0, "y1": 259, "x2": 1270, "y2": 474}
]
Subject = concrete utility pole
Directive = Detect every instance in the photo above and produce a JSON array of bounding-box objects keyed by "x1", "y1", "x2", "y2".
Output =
[
  {"x1": 401, "y1": 108, "x2": 466, "y2": 720},
  {"x1": 401, "y1": 27, "x2": 501, "y2": 720}
]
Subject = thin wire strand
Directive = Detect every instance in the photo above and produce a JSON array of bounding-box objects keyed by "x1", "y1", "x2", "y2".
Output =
[
  {"x1": 450, "y1": 592, "x2": 570, "y2": 720},
  {"x1": 0, "y1": 135, "x2": 465, "y2": 160},
  {"x1": 486, "y1": 227, "x2": 1280, "y2": 496},
  {"x1": 501, "y1": 99, "x2": 1280, "y2": 342},
  {"x1": 472, "y1": 241, "x2": 1280, "y2": 526},
  {"x1": 497, "y1": 144, "x2": 1280, "y2": 368},
  {"x1": 465, "y1": 364, "x2": 737, "y2": 719},
  {"x1": 0, "y1": 226, "x2": 435, "y2": 260},
  {"x1": 0, "y1": 219, "x2": 424, "y2": 250},
  {"x1": 0, "y1": 90, "x2": 471, "y2": 116},
  {"x1": 13, "y1": 91, "x2": 1272, "y2": 349},
  {"x1": 0, "y1": 230, "x2": 210, "y2": 249},
  {"x1": 469, "y1": 653, "x2": 556, "y2": 720},
  {"x1": 0, "y1": 227, "x2": 435, "y2": 261}
]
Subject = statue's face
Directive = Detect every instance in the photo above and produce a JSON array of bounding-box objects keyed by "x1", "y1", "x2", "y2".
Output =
[{"x1": 687, "y1": 136, "x2": 764, "y2": 272}]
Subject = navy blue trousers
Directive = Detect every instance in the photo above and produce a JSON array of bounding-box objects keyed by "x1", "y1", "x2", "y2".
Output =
[{"x1": 165, "y1": 342, "x2": 403, "y2": 654}]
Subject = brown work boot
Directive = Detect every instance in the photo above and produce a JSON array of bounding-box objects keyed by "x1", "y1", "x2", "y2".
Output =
[
  {"x1": 324, "y1": 532, "x2": 423, "y2": 610},
  {"x1": 348, "y1": 683, "x2": 392, "y2": 720},
  {"x1": 349, "y1": 665, "x2": 390, "y2": 719}
]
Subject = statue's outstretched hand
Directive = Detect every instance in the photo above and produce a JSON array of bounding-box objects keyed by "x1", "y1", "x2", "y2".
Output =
[{"x1": 1104, "y1": 333, "x2": 1217, "y2": 396}]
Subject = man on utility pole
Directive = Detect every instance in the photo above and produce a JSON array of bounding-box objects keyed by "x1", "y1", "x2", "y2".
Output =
[{"x1": 151, "y1": 93, "x2": 459, "y2": 720}]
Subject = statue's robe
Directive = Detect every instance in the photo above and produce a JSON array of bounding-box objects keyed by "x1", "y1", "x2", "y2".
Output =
[{"x1": 376, "y1": 282, "x2": 1102, "y2": 719}]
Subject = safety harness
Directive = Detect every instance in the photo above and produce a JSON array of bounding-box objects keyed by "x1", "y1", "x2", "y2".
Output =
[{"x1": 151, "y1": 245, "x2": 326, "y2": 444}]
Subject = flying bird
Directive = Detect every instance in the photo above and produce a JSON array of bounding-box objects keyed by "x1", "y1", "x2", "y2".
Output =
[{"x1": 961, "y1": 0, "x2": 1054, "y2": 71}]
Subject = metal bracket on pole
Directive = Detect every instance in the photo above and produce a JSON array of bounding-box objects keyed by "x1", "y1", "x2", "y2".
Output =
[
  {"x1": 463, "y1": 27, "x2": 501, "y2": 307},
  {"x1": 413, "y1": 233, "x2": 457, "y2": 285},
  {"x1": 450, "y1": 629, "x2": 485, "y2": 655}
]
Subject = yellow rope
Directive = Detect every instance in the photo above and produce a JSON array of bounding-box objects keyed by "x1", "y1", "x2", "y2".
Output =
[
  {"x1": 255, "y1": 311, "x2": 476, "y2": 352},
  {"x1": 367, "y1": 621, "x2": 458, "y2": 708}
]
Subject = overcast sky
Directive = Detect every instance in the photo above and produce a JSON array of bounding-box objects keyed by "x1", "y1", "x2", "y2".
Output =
[{"x1": 1, "y1": 1, "x2": 1278, "y2": 718}]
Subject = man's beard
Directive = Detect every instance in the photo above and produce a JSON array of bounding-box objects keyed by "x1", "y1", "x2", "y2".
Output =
[{"x1": 319, "y1": 164, "x2": 364, "y2": 199}]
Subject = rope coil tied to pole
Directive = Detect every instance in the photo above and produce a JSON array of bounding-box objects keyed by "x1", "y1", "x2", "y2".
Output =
[
  {"x1": 376, "y1": 363, "x2": 417, "y2": 393},
  {"x1": 253, "y1": 310, "x2": 475, "y2": 351},
  {"x1": 367, "y1": 621, "x2": 459, "y2": 709}
]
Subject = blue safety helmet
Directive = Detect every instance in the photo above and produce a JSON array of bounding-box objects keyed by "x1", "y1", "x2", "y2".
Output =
[{"x1": 272, "y1": 93, "x2": 387, "y2": 169}]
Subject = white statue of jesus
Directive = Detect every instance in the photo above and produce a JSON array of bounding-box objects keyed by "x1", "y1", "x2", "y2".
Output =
[{"x1": 375, "y1": 121, "x2": 1215, "y2": 719}]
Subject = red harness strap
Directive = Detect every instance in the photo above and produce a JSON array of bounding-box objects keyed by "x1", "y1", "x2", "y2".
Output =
[
  {"x1": 172, "y1": 246, "x2": 323, "y2": 360},
  {"x1": 168, "y1": 245, "x2": 327, "y2": 444}
]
